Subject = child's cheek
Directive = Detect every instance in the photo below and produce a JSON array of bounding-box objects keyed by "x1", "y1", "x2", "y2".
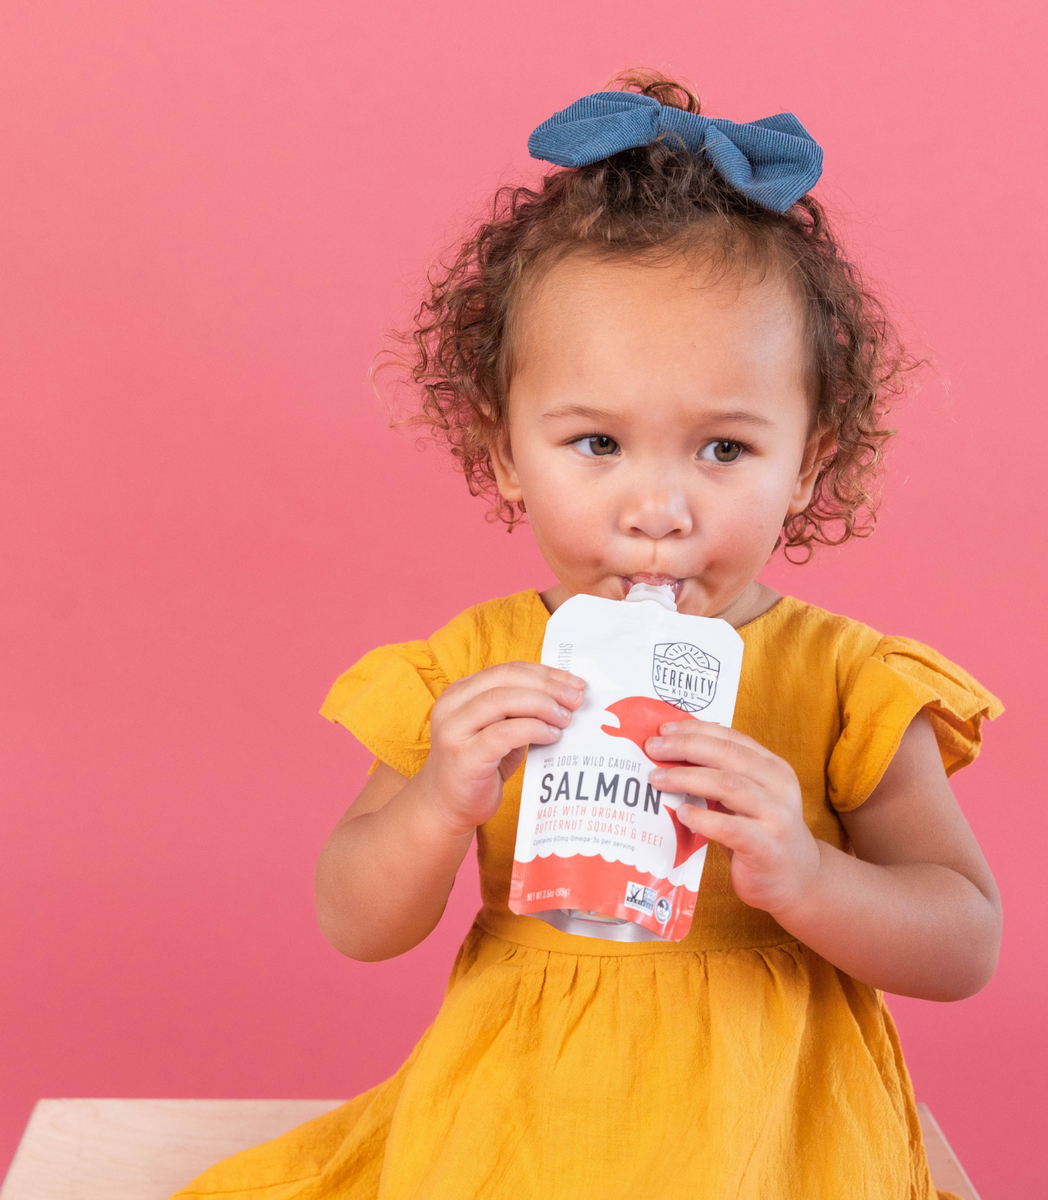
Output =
[{"x1": 526, "y1": 489, "x2": 607, "y2": 569}]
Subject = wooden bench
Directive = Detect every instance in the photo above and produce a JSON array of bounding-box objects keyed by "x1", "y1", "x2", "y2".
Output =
[{"x1": 0, "y1": 1099, "x2": 981, "y2": 1199}]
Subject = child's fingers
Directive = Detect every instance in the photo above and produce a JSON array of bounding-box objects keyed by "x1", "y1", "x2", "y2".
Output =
[
  {"x1": 469, "y1": 717, "x2": 564, "y2": 768},
  {"x1": 442, "y1": 662, "x2": 585, "y2": 711},
  {"x1": 448, "y1": 686, "x2": 576, "y2": 740},
  {"x1": 647, "y1": 729, "x2": 784, "y2": 791},
  {"x1": 673, "y1": 801, "x2": 762, "y2": 855},
  {"x1": 654, "y1": 721, "x2": 777, "y2": 762},
  {"x1": 652, "y1": 765, "x2": 769, "y2": 820}
]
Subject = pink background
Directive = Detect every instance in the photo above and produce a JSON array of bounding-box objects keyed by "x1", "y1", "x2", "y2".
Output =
[{"x1": 2, "y1": 2, "x2": 1045, "y2": 1194}]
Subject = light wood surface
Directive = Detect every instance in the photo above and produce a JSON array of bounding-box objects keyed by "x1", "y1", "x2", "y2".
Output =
[
  {"x1": 0, "y1": 1099, "x2": 344, "y2": 1200},
  {"x1": 916, "y1": 1102, "x2": 981, "y2": 1200},
  {"x1": 1, "y1": 1098, "x2": 980, "y2": 1199}
]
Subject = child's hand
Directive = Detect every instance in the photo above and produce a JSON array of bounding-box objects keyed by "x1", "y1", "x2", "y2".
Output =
[
  {"x1": 421, "y1": 662, "x2": 585, "y2": 835},
  {"x1": 647, "y1": 722, "x2": 821, "y2": 917}
]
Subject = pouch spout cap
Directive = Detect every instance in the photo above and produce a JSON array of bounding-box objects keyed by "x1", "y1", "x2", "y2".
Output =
[{"x1": 624, "y1": 582, "x2": 678, "y2": 611}]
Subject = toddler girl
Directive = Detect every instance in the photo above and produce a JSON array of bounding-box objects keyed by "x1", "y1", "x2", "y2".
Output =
[{"x1": 175, "y1": 71, "x2": 1002, "y2": 1200}]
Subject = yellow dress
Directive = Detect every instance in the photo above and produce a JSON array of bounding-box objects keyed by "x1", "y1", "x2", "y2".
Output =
[{"x1": 174, "y1": 591, "x2": 1001, "y2": 1200}]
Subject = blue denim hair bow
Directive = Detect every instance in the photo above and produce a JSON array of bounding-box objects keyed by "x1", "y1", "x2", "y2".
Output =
[{"x1": 528, "y1": 92, "x2": 823, "y2": 214}]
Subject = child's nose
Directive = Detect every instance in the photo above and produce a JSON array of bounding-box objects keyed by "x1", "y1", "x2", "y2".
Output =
[{"x1": 620, "y1": 489, "x2": 693, "y2": 539}]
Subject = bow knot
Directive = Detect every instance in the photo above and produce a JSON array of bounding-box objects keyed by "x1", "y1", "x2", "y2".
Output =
[{"x1": 527, "y1": 92, "x2": 822, "y2": 214}]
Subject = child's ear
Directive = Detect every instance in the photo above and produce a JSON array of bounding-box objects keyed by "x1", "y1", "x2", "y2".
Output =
[
  {"x1": 488, "y1": 430, "x2": 523, "y2": 504},
  {"x1": 787, "y1": 426, "x2": 835, "y2": 515}
]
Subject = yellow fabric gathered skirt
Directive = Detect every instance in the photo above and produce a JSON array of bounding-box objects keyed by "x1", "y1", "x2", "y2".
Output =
[{"x1": 175, "y1": 916, "x2": 951, "y2": 1198}]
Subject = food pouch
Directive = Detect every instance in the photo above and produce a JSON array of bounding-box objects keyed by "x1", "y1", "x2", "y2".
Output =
[{"x1": 509, "y1": 584, "x2": 744, "y2": 942}]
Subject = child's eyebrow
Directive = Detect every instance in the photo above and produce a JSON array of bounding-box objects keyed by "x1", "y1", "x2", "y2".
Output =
[
  {"x1": 540, "y1": 404, "x2": 616, "y2": 423},
  {"x1": 701, "y1": 409, "x2": 777, "y2": 428},
  {"x1": 540, "y1": 404, "x2": 776, "y2": 428}
]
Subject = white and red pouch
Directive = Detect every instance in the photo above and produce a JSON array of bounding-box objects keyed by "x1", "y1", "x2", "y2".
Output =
[{"x1": 509, "y1": 584, "x2": 744, "y2": 942}]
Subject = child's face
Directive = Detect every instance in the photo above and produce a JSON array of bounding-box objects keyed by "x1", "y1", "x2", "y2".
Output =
[{"x1": 491, "y1": 253, "x2": 824, "y2": 620}]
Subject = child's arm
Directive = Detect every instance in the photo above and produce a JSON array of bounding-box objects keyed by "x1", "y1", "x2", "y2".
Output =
[
  {"x1": 649, "y1": 712, "x2": 1001, "y2": 1000},
  {"x1": 315, "y1": 662, "x2": 585, "y2": 962}
]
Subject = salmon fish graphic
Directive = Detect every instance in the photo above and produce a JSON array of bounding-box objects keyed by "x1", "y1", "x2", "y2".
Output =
[{"x1": 600, "y1": 695, "x2": 720, "y2": 869}]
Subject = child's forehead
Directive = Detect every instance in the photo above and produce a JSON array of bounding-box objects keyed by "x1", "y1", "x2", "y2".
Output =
[
  {"x1": 520, "y1": 251, "x2": 798, "y2": 335},
  {"x1": 511, "y1": 252, "x2": 807, "y2": 384}
]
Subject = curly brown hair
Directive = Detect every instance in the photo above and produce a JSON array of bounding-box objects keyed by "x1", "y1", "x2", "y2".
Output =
[{"x1": 396, "y1": 70, "x2": 909, "y2": 558}]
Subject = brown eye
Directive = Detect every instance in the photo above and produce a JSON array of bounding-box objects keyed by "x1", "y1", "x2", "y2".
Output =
[
  {"x1": 575, "y1": 435, "x2": 620, "y2": 457},
  {"x1": 700, "y1": 440, "x2": 743, "y2": 463}
]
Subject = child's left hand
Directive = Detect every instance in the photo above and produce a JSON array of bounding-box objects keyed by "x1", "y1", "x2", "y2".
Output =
[{"x1": 647, "y1": 721, "x2": 821, "y2": 917}]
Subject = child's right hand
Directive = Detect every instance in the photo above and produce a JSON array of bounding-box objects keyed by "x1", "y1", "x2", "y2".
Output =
[{"x1": 420, "y1": 662, "x2": 585, "y2": 835}]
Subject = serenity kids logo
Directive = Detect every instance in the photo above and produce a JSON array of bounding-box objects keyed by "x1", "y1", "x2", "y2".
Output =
[{"x1": 652, "y1": 643, "x2": 720, "y2": 713}]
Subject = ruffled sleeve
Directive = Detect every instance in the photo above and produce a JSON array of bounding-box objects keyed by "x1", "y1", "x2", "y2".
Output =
[
  {"x1": 319, "y1": 640, "x2": 449, "y2": 777},
  {"x1": 827, "y1": 636, "x2": 1003, "y2": 812},
  {"x1": 318, "y1": 591, "x2": 548, "y2": 778}
]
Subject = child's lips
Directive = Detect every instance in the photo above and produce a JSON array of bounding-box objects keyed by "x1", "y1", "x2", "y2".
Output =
[{"x1": 621, "y1": 574, "x2": 684, "y2": 601}]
